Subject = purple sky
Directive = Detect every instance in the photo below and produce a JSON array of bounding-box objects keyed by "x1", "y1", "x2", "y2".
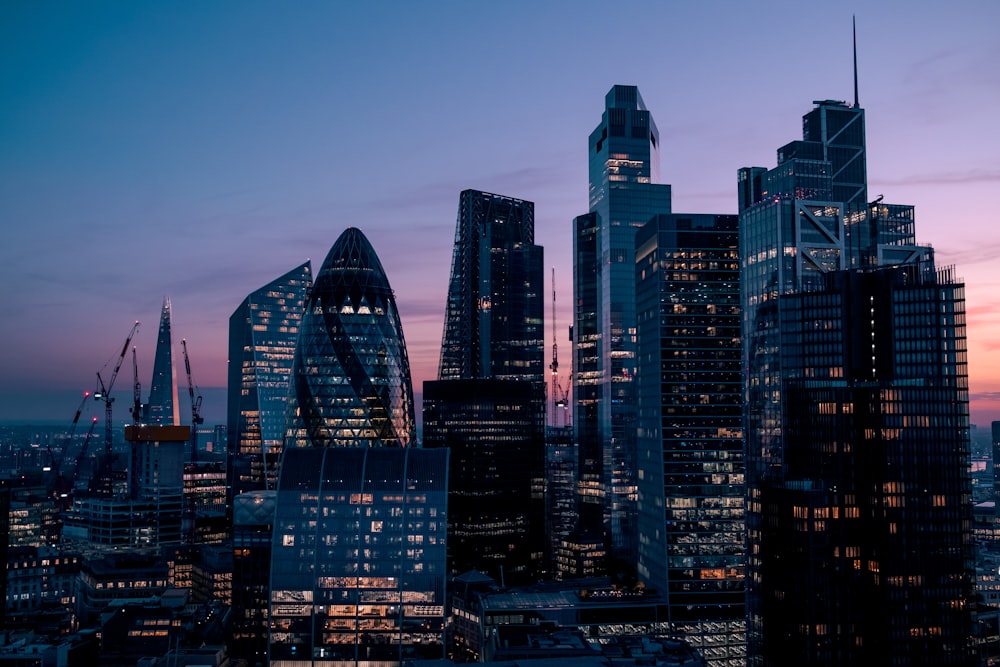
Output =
[{"x1": 2, "y1": 1, "x2": 999, "y2": 428}]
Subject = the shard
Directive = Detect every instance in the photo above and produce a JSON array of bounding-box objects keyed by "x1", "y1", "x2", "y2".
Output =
[{"x1": 145, "y1": 297, "x2": 180, "y2": 426}]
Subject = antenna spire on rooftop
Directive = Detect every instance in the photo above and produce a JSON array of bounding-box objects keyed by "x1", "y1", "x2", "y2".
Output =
[{"x1": 853, "y1": 15, "x2": 860, "y2": 107}]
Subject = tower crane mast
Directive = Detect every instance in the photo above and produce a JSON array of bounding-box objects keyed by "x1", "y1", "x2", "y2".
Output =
[
  {"x1": 182, "y1": 339, "x2": 204, "y2": 463},
  {"x1": 550, "y1": 268, "x2": 570, "y2": 426},
  {"x1": 92, "y1": 321, "x2": 139, "y2": 493}
]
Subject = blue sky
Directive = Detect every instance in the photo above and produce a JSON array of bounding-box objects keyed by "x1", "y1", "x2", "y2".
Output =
[{"x1": 2, "y1": 1, "x2": 999, "y2": 426}]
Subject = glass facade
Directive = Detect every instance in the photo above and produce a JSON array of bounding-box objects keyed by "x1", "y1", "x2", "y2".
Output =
[
  {"x1": 574, "y1": 85, "x2": 672, "y2": 563},
  {"x1": 286, "y1": 227, "x2": 416, "y2": 449},
  {"x1": 423, "y1": 379, "x2": 546, "y2": 584},
  {"x1": 438, "y1": 189, "x2": 544, "y2": 383},
  {"x1": 634, "y1": 214, "x2": 746, "y2": 667},
  {"x1": 227, "y1": 262, "x2": 312, "y2": 497},
  {"x1": 268, "y1": 446, "x2": 448, "y2": 666},
  {"x1": 739, "y1": 100, "x2": 976, "y2": 666},
  {"x1": 145, "y1": 297, "x2": 180, "y2": 426}
]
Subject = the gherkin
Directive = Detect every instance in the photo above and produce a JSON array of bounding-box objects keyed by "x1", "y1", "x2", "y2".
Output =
[{"x1": 286, "y1": 227, "x2": 416, "y2": 448}]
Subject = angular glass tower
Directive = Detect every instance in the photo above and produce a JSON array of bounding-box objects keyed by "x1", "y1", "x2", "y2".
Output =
[
  {"x1": 227, "y1": 262, "x2": 312, "y2": 497},
  {"x1": 145, "y1": 297, "x2": 180, "y2": 426},
  {"x1": 438, "y1": 189, "x2": 544, "y2": 383},
  {"x1": 635, "y1": 214, "x2": 745, "y2": 667},
  {"x1": 573, "y1": 85, "x2": 672, "y2": 564},
  {"x1": 268, "y1": 446, "x2": 448, "y2": 665},
  {"x1": 426, "y1": 189, "x2": 547, "y2": 582},
  {"x1": 286, "y1": 227, "x2": 416, "y2": 449},
  {"x1": 739, "y1": 99, "x2": 976, "y2": 666}
]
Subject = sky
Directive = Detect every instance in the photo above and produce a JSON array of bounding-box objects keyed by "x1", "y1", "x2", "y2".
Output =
[{"x1": 2, "y1": 1, "x2": 999, "y2": 430}]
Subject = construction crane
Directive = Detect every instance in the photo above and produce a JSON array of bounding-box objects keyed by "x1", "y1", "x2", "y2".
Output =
[
  {"x1": 550, "y1": 268, "x2": 571, "y2": 427},
  {"x1": 45, "y1": 391, "x2": 90, "y2": 476},
  {"x1": 92, "y1": 321, "x2": 139, "y2": 493},
  {"x1": 69, "y1": 417, "x2": 99, "y2": 495},
  {"x1": 130, "y1": 346, "x2": 143, "y2": 424},
  {"x1": 181, "y1": 339, "x2": 204, "y2": 463}
]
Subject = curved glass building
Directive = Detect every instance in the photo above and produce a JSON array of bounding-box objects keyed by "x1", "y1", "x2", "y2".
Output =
[{"x1": 286, "y1": 227, "x2": 416, "y2": 449}]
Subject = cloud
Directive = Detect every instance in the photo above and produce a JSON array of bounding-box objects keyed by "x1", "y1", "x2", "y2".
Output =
[
  {"x1": 936, "y1": 240, "x2": 1000, "y2": 267},
  {"x1": 970, "y1": 392, "x2": 1000, "y2": 404},
  {"x1": 870, "y1": 169, "x2": 1000, "y2": 188}
]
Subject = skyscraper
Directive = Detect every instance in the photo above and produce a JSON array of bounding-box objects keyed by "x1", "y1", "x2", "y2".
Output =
[
  {"x1": 423, "y1": 378, "x2": 546, "y2": 584},
  {"x1": 267, "y1": 446, "x2": 448, "y2": 665},
  {"x1": 285, "y1": 227, "x2": 415, "y2": 449},
  {"x1": 573, "y1": 85, "x2": 672, "y2": 565},
  {"x1": 739, "y1": 98, "x2": 975, "y2": 666},
  {"x1": 228, "y1": 261, "x2": 312, "y2": 497},
  {"x1": 635, "y1": 213, "x2": 745, "y2": 667},
  {"x1": 438, "y1": 189, "x2": 544, "y2": 383},
  {"x1": 425, "y1": 189, "x2": 547, "y2": 581},
  {"x1": 145, "y1": 297, "x2": 180, "y2": 426}
]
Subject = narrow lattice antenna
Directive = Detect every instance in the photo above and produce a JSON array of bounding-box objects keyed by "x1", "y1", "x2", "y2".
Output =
[{"x1": 853, "y1": 15, "x2": 860, "y2": 107}]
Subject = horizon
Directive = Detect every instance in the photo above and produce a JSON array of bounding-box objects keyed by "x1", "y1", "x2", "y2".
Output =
[{"x1": 2, "y1": 2, "x2": 998, "y2": 426}]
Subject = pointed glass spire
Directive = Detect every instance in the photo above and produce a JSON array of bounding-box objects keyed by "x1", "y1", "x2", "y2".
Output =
[{"x1": 146, "y1": 297, "x2": 180, "y2": 426}]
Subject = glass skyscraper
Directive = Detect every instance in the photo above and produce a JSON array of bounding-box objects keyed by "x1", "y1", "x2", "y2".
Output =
[
  {"x1": 573, "y1": 85, "x2": 672, "y2": 564},
  {"x1": 268, "y1": 446, "x2": 448, "y2": 666},
  {"x1": 438, "y1": 189, "x2": 544, "y2": 384},
  {"x1": 227, "y1": 261, "x2": 312, "y2": 497},
  {"x1": 739, "y1": 99, "x2": 976, "y2": 666},
  {"x1": 286, "y1": 227, "x2": 416, "y2": 449},
  {"x1": 423, "y1": 378, "x2": 546, "y2": 584},
  {"x1": 635, "y1": 214, "x2": 745, "y2": 666},
  {"x1": 145, "y1": 297, "x2": 180, "y2": 426},
  {"x1": 426, "y1": 189, "x2": 546, "y2": 582}
]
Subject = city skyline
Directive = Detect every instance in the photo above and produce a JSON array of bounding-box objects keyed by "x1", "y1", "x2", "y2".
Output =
[{"x1": 2, "y1": 2, "x2": 999, "y2": 427}]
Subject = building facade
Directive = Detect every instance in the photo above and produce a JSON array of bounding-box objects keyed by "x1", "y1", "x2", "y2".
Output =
[
  {"x1": 423, "y1": 378, "x2": 546, "y2": 584},
  {"x1": 228, "y1": 261, "x2": 312, "y2": 499},
  {"x1": 145, "y1": 297, "x2": 180, "y2": 426},
  {"x1": 268, "y1": 446, "x2": 448, "y2": 666},
  {"x1": 739, "y1": 98, "x2": 976, "y2": 665},
  {"x1": 285, "y1": 227, "x2": 416, "y2": 449},
  {"x1": 635, "y1": 214, "x2": 745, "y2": 666},
  {"x1": 573, "y1": 85, "x2": 672, "y2": 564},
  {"x1": 438, "y1": 189, "x2": 544, "y2": 383}
]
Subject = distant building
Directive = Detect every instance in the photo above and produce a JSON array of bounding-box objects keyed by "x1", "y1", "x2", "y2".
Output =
[
  {"x1": 227, "y1": 261, "x2": 312, "y2": 498},
  {"x1": 739, "y1": 97, "x2": 976, "y2": 665},
  {"x1": 993, "y1": 422, "x2": 1000, "y2": 519},
  {"x1": 284, "y1": 228, "x2": 416, "y2": 448},
  {"x1": 268, "y1": 446, "x2": 449, "y2": 665},
  {"x1": 573, "y1": 85, "x2": 672, "y2": 567},
  {"x1": 635, "y1": 213, "x2": 745, "y2": 666},
  {"x1": 145, "y1": 297, "x2": 180, "y2": 426}
]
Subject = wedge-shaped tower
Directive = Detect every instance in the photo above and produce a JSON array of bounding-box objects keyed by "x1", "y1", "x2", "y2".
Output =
[
  {"x1": 286, "y1": 227, "x2": 416, "y2": 448},
  {"x1": 228, "y1": 262, "x2": 312, "y2": 497},
  {"x1": 146, "y1": 297, "x2": 180, "y2": 426}
]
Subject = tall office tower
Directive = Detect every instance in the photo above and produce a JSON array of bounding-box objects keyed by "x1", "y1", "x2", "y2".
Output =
[
  {"x1": 573, "y1": 85, "x2": 672, "y2": 565},
  {"x1": 426, "y1": 189, "x2": 546, "y2": 581},
  {"x1": 227, "y1": 261, "x2": 311, "y2": 499},
  {"x1": 739, "y1": 98, "x2": 976, "y2": 666},
  {"x1": 231, "y1": 490, "x2": 276, "y2": 666},
  {"x1": 286, "y1": 227, "x2": 416, "y2": 449},
  {"x1": 635, "y1": 214, "x2": 745, "y2": 667},
  {"x1": 145, "y1": 297, "x2": 180, "y2": 426},
  {"x1": 423, "y1": 379, "x2": 546, "y2": 584},
  {"x1": 439, "y1": 189, "x2": 545, "y2": 383},
  {"x1": 268, "y1": 446, "x2": 448, "y2": 665}
]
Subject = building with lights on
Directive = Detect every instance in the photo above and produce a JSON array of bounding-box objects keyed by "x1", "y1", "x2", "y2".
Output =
[
  {"x1": 228, "y1": 261, "x2": 312, "y2": 499},
  {"x1": 267, "y1": 446, "x2": 448, "y2": 665},
  {"x1": 739, "y1": 96, "x2": 976, "y2": 666},
  {"x1": 573, "y1": 85, "x2": 672, "y2": 567},
  {"x1": 284, "y1": 227, "x2": 415, "y2": 449},
  {"x1": 635, "y1": 213, "x2": 745, "y2": 666}
]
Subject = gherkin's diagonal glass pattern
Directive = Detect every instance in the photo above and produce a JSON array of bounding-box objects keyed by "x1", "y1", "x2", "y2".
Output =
[{"x1": 286, "y1": 227, "x2": 416, "y2": 449}]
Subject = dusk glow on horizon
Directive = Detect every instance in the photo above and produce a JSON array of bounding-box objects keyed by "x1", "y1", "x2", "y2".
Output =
[{"x1": 2, "y1": 2, "x2": 998, "y2": 427}]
